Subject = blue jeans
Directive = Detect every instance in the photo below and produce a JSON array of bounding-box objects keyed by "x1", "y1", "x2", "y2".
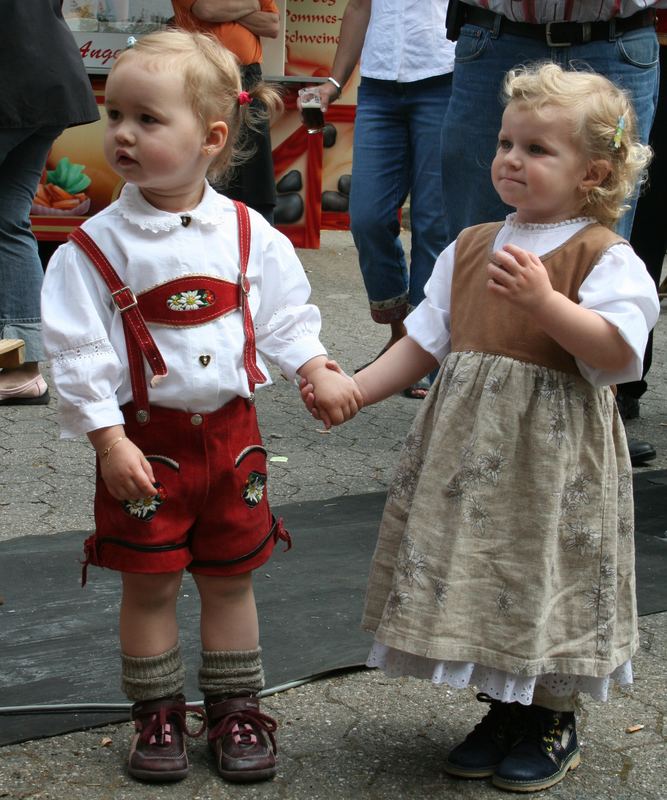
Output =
[
  {"x1": 441, "y1": 23, "x2": 659, "y2": 245},
  {"x1": 349, "y1": 74, "x2": 452, "y2": 322},
  {"x1": 0, "y1": 126, "x2": 63, "y2": 362}
]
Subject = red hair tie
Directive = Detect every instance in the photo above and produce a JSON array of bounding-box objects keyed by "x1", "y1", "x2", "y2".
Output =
[{"x1": 238, "y1": 91, "x2": 252, "y2": 106}]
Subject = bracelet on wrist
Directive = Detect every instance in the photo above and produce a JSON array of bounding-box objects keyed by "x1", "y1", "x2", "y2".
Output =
[
  {"x1": 100, "y1": 436, "x2": 126, "y2": 465},
  {"x1": 327, "y1": 76, "x2": 342, "y2": 97}
]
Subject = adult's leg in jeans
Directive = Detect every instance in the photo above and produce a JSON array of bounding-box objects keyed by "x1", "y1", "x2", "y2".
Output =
[
  {"x1": 0, "y1": 126, "x2": 62, "y2": 390},
  {"x1": 441, "y1": 29, "x2": 544, "y2": 247},
  {"x1": 349, "y1": 78, "x2": 410, "y2": 346},
  {"x1": 618, "y1": 45, "x2": 666, "y2": 409},
  {"x1": 563, "y1": 27, "x2": 659, "y2": 239},
  {"x1": 406, "y1": 74, "x2": 452, "y2": 310},
  {"x1": 441, "y1": 26, "x2": 659, "y2": 246}
]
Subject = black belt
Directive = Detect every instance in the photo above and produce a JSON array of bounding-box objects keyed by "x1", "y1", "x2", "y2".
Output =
[{"x1": 462, "y1": 5, "x2": 656, "y2": 47}]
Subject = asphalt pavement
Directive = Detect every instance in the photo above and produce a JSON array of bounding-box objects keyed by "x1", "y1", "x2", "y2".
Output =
[{"x1": 0, "y1": 229, "x2": 665, "y2": 799}]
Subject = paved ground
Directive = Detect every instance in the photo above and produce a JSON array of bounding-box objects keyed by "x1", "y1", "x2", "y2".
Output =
[{"x1": 1, "y1": 230, "x2": 665, "y2": 799}]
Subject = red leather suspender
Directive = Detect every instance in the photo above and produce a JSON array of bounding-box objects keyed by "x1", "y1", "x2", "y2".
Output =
[
  {"x1": 69, "y1": 226, "x2": 167, "y2": 423},
  {"x1": 68, "y1": 200, "x2": 266, "y2": 424},
  {"x1": 233, "y1": 200, "x2": 267, "y2": 391}
]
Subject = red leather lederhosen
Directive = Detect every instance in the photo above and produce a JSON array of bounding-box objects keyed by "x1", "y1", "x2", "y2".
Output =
[{"x1": 70, "y1": 202, "x2": 290, "y2": 582}]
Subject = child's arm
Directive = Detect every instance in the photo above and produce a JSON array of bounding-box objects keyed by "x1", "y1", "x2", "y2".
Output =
[
  {"x1": 488, "y1": 243, "x2": 634, "y2": 371},
  {"x1": 298, "y1": 355, "x2": 364, "y2": 428},
  {"x1": 353, "y1": 337, "x2": 439, "y2": 406},
  {"x1": 88, "y1": 425, "x2": 156, "y2": 501},
  {"x1": 301, "y1": 338, "x2": 438, "y2": 423}
]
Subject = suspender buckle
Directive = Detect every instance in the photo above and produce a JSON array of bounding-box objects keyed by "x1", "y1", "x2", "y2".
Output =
[{"x1": 111, "y1": 285, "x2": 138, "y2": 313}]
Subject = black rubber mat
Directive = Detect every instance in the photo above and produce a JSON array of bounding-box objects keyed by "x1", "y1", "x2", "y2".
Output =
[{"x1": 1, "y1": 475, "x2": 665, "y2": 746}]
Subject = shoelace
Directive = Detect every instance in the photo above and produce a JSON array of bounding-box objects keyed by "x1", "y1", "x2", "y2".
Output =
[
  {"x1": 209, "y1": 708, "x2": 278, "y2": 753},
  {"x1": 137, "y1": 702, "x2": 206, "y2": 746}
]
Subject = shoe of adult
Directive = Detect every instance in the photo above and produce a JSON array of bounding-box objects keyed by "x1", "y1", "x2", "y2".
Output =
[{"x1": 628, "y1": 438, "x2": 657, "y2": 467}]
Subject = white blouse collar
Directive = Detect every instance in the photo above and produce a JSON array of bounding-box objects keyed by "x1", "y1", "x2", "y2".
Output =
[
  {"x1": 504, "y1": 213, "x2": 597, "y2": 232},
  {"x1": 116, "y1": 182, "x2": 232, "y2": 232}
]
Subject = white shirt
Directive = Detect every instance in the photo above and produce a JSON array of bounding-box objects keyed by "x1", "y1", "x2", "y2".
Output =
[
  {"x1": 405, "y1": 216, "x2": 661, "y2": 387},
  {"x1": 41, "y1": 183, "x2": 327, "y2": 438},
  {"x1": 360, "y1": 0, "x2": 456, "y2": 82},
  {"x1": 460, "y1": 1, "x2": 667, "y2": 23}
]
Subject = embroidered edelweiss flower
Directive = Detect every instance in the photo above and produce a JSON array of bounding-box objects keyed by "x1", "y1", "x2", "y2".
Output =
[
  {"x1": 583, "y1": 581, "x2": 614, "y2": 611},
  {"x1": 388, "y1": 462, "x2": 420, "y2": 500},
  {"x1": 599, "y1": 556, "x2": 616, "y2": 583},
  {"x1": 618, "y1": 516, "x2": 633, "y2": 541},
  {"x1": 483, "y1": 374, "x2": 504, "y2": 400},
  {"x1": 496, "y1": 585, "x2": 514, "y2": 617},
  {"x1": 242, "y1": 472, "x2": 266, "y2": 508},
  {"x1": 478, "y1": 446, "x2": 506, "y2": 485},
  {"x1": 397, "y1": 544, "x2": 427, "y2": 587},
  {"x1": 385, "y1": 589, "x2": 410, "y2": 618},
  {"x1": 547, "y1": 407, "x2": 568, "y2": 447},
  {"x1": 167, "y1": 289, "x2": 215, "y2": 311},
  {"x1": 449, "y1": 369, "x2": 469, "y2": 395},
  {"x1": 534, "y1": 373, "x2": 561, "y2": 403},
  {"x1": 617, "y1": 471, "x2": 633, "y2": 500},
  {"x1": 404, "y1": 431, "x2": 424, "y2": 452},
  {"x1": 462, "y1": 460, "x2": 486, "y2": 487},
  {"x1": 432, "y1": 577, "x2": 449, "y2": 607},
  {"x1": 445, "y1": 473, "x2": 466, "y2": 502},
  {"x1": 561, "y1": 519, "x2": 600, "y2": 555},
  {"x1": 562, "y1": 471, "x2": 592, "y2": 510},
  {"x1": 124, "y1": 491, "x2": 165, "y2": 519},
  {"x1": 464, "y1": 496, "x2": 490, "y2": 534}
]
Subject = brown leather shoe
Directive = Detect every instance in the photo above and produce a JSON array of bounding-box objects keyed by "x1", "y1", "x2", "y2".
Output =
[
  {"x1": 128, "y1": 694, "x2": 205, "y2": 782},
  {"x1": 206, "y1": 695, "x2": 278, "y2": 783}
]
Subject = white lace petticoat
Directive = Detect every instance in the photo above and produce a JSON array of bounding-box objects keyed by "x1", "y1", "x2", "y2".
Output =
[{"x1": 366, "y1": 642, "x2": 633, "y2": 705}]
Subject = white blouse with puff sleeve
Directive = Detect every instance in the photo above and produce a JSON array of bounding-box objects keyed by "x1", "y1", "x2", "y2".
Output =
[{"x1": 405, "y1": 215, "x2": 660, "y2": 387}]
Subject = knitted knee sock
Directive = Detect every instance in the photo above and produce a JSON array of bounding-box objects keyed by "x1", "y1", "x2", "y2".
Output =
[
  {"x1": 121, "y1": 643, "x2": 186, "y2": 702},
  {"x1": 198, "y1": 647, "x2": 265, "y2": 699},
  {"x1": 532, "y1": 686, "x2": 577, "y2": 713}
]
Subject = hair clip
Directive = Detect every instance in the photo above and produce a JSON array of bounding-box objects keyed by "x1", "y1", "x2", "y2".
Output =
[
  {"x1": 126, "y1": 35, "x2": 137, "y2": 48},
  {"x1": 612, "y1": 115, "x2": 625, "y2": 149},
  {"x1": 238, "y1": 90, "x2": 252, "y2": 106}
]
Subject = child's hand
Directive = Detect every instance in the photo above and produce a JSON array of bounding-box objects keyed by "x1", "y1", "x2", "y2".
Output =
[
  {"x1": 300, "y1": 359, "x2": 363, "y2": 428},
  {"x1": 100, "y1": 438, "x2": 157, "y2": 501},
  {"x1": 487, "y1": 243, "x2": 554, "y2": 314}
]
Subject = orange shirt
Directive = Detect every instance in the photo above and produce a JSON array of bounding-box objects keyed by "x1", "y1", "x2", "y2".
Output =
[{"x1": 171, "y1": 0, "x2": 278, "y2": 65}]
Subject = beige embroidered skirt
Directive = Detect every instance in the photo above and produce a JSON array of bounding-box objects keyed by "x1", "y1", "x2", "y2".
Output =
[{"x1": 362, "y1": 351, "x2": 638, "y2": 679}]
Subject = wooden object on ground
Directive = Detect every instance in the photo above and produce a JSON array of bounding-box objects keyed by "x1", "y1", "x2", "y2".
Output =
[{"x1": 0, "y1": 339, "x2": 25, "y2": 369}]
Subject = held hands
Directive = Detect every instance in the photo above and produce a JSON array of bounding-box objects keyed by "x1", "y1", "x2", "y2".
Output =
[
  {"x1": 487, "y1": 244, "x2": 555, "y2": 316},
  {"x1": 97, "y1": 434, "x2": 156, "y2": 501},
  {"x1": 299, "y1": 359, "x2": 363, "y2": 429}
]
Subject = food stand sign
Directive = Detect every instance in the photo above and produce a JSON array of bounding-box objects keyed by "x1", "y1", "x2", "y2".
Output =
[{"x1": 33, "y1": 1, "x2": 355, "y2": 248}]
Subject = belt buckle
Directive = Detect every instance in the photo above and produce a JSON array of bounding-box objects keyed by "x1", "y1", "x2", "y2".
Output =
[
  {"x1": 546, "y1": 21, "x2": 591, "y2": 47},
  {"x1": 545, "y1": 21, "x2": 568, "y2": 47},
  {"x1": 111, "y1": 285, "x2": 138, "y2": 313}
]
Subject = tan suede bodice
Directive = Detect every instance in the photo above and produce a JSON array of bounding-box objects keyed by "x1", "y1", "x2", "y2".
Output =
[{"x1": 450, "y1": 221, "x2": 624, "y2": 375}]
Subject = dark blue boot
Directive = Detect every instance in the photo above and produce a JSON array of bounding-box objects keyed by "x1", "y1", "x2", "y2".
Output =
[
  {"x1": 444, "y1": 694, "x2": 528, "y2": 779},
  {"x1": 492, "y1": 705, "x2": 580, "y2": 792}
]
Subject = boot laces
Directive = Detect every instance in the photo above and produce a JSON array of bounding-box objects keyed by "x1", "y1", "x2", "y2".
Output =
[
  {"x1": 209, "y1": 708, "x2": 278, "y2": 752},
  {"x1": 136, "y1": 702, "x2": 206, "y2": 745}
]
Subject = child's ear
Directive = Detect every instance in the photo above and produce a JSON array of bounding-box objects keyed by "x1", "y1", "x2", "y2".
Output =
[
  {"x1": 203, "y1": 121, "x2": 228, "y2": 155},
  {"x1": 581, "y1": 158, "x2": 612, "y2": 190}
]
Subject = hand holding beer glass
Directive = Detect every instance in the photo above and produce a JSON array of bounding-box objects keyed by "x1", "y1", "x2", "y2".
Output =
[{"x1": 298, "y1": 87, "x2": 325, "y2": 134}]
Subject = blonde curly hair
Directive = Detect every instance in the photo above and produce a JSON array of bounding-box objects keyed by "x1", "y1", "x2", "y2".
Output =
[
  {"x1": 502, "y1": 62, "x2": 652, "y2": 229},
  {"x1": 113, "y1": 29, "x2": 282, "y2": 183}
]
